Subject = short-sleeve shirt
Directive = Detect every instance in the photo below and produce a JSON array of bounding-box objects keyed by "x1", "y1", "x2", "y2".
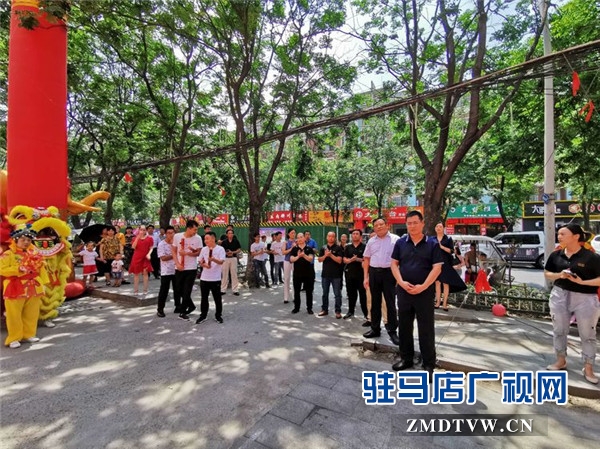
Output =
[
  {"x1": 545, "y1": 248, "x2": 600, "y2": 294},
  {"x1": 111, "y1": 260, "x2": 124, "y2": 273},
  {"x1": 157, "y1": 240, "x2": 176, "y2": 276},
  {"x1": 284, "y1": 240, "x2": 295, "y2": 262},
  {"x1": 251, "y1": 241, "x2": 267, "y2": 261},
  {"x1": 319, "y1": 244, "x2": 344, "y2": 278},
  {"x1": 290, "y1": 245, "x2": 315, "y2": 278},
  {"x1": 221, "y1": 237, "x2": 242, "y2": 256},
  {"x1": 173, "y1": 233, "x2": 203, "y2": 271},
  {"x1": 271, "y1": 241, "x2": 285, "y2": 263},
  {"x1": 344, "y1": 242, "x2": 366, "y2": 278},
  {"x1": 80, "y1": 249, "x2": 98, "y2": 266},
  {"x1": 99, "y1": 236, "x2": 121, "y2": 259},
  {"x1": 364, "y1": 232, "x2": 399, "y2": 268},
  {"x1": 391, "y1": 235, "x2": 444, "y2": 286},
  {"x1": 199, "y1": 245, "x2": 226, "y2": 282}
]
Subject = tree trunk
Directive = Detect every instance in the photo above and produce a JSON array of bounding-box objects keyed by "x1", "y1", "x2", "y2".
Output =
[
  {"x1": 423, "y1": 184, "x2": 444, "y2": 235},
  {"x1": 103, "y1": 179, "x2": 115, "y2": 224},
  {"x1": 159, "y1": 160, "x2": 182, "y2": 229},
  {"x1": 245, "y1": 194, "x2": 262, "y2": 288}
]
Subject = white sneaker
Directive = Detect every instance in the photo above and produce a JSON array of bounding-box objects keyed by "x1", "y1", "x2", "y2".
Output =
[
  {"x1": 44, "y1": 320, "x2": 56, "y2": 328},
  {"x1": 26, "y1": 337, "x2": 40, "y2": 343},
  {"x1": 9, "y1": 341, "x2": 21, "y2": 349}
]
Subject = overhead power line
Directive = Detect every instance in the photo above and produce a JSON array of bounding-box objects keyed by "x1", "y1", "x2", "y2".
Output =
[{"x1": 71, "y1": 39, "x2": 600, "y2": 184}]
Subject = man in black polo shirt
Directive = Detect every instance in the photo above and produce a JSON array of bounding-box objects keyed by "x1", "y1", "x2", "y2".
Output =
[
  {"x1": 317, "y1": 231, "x2": 344, "y2": 317},
  {"x1": 343, "y1": 229, "x2": 367, "y2": 320},
  {"x1": 390, "y1": 210, "x2": 443, "y2": 377},
  {"x1": 221, "y1": 228, "x2": 242, "y2": 296}
]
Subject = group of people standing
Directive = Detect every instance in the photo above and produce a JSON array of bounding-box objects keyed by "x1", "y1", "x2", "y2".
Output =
[{"x1": 73, "y1": 216, "x2": 600, "y2": 384}]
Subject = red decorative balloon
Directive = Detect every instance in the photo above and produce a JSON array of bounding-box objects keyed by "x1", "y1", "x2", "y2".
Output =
[
  {"x1": 64, "y1": 281, "x2": 86, "y2": 299},
  {"x1": 492, "y1": 303, "x2": 507, "y2": 317}
]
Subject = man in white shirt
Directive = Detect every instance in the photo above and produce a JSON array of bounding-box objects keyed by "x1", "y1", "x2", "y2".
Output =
[
  {"x1": 156, "y1": 226, "x2": 176, "y2": 317},
  {"x1": 172, "y1": 220, "x2": 202, "y2": 320},
  {"x1": 250, "y1": 232, "x2": 270, "y2": 288},
  {"x1": 196, "y1": 232, "x2": 226, "y2": 324},
  {"x1": 270, "y1": 232, "x2": 285, "y2": 286},
  {"x1": 363, "y1": 217, "x2": 400, "y2": 345}
]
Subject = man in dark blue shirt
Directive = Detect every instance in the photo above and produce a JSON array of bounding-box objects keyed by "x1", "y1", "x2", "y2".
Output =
[{"x1": 390, "y1": 211, "x2": 443, "y2": 378}]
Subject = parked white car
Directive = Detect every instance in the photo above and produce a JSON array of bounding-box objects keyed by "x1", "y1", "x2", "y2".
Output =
[{"x1": 591, "y1": 235, "x2": 600, "y2": 253}]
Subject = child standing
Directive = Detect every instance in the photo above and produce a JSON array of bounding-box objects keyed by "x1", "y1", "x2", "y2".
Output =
[
  {"x1": 0, "y1": 224, "x2": 49, "y2": 349},
  {"x1": 79, "y1": 241, "x2": 99, "y2": 287},
  {"x1": 111, "y1": 253, "x2": 124, "y2": 287}
]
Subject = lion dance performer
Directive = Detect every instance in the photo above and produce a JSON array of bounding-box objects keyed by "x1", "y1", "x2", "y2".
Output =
[
  {"x1": 0, "y1": 224, "x2": 49, "y2": 348},
  {"x1": 7, "y1": 206, "x2": 72, "y2": 327}
]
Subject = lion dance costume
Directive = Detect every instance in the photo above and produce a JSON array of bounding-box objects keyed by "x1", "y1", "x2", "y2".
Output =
[
  {"x1": 7, "y1": 206, "x2": 72, "y2": 324},
  {"x1": 0, "y1": 224, "x2": 49, "y2": 347}
]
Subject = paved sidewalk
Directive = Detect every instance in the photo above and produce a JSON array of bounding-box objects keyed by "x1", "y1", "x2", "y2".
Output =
[
  {"x1": 90, "y1": 276, "x2": 600, "y2": 399},
  {"x1": 1, "y1": 278, "x2": 598, "y2": 449}
]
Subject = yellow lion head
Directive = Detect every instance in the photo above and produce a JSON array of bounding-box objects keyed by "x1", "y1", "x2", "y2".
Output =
[{"x1": 8, "y1": 205, "x2": 71, "y2": 257}]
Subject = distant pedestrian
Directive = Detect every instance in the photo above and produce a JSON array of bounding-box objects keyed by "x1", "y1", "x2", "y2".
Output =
[
  {"x1": 129, "y1": 225, "x2": 154, "y2": 297},
  {"x1": 430, "y1": 222, "x2": 466, "y2": 311},
  {"x1": 196, "y1": 232, "x2": 226, "y2": 324},
  {"x1": 173, "y1": 220, "x2": 202, "y2": 320},
  {"x1": 147, "y1": 225, "x2": 161, "y2": 279},
  {"x1": 156, "y1": 226, "x2": 176, "y2": 317},
  {"x1": 317, "y1": 231, "x2": 344, "y2": 318},
  {"x1": 220, "y1": 228, "x2": 241, "y2": 296},
  {"x1": 79, "y1": 241, "x2": 99, "y2": 287},
  {"x1": 271, "y1": 232, "x2": 284, "y2": 286},
  {"x1": 282, "y1": 228, "x2": 296, "y2": 304},
  {"x1": 290, "y1": 232, "x2": 315, "y2": 314},
  {"x1": 251, "y1": 232, "x2": 270, "y2": 288},
  {"x1": 110, "y1": 253, "x2": 124, "y2": 287},
  {"x1": 343, "y1": 229, "x2": 367, "y2": 320},
  {"x1": 98, "y1": 226, "x2": 122, "y2": 286}
]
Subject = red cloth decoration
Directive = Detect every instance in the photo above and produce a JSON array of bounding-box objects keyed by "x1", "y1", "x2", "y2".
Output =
[
  {"x1": 572, "y1": 71, "x2": 580, "y2": 96},
  {"x1": 474, "y1": 270, "x2": 492, "y2": 293},
  {"x1": 578, "y1": 100, "x2": 595, "y2": 123},
  {"x1": 219, "y1": 186, "x2": 226, "y2": 197},
  {"x1": 124, "y1": 172, "x2": 133, "y2": 183}
]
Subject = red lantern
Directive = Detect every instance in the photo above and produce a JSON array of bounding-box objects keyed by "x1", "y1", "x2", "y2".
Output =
[{"x1": 492, "y1": 303, "x2": 507, "y2": 317}]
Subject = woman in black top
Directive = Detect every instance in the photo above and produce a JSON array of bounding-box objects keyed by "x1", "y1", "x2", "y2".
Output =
[
  {"x1": 544, "y1": 224, "x2": 600, "y2": 384},
  {"x1": 290, "y1": 232, "x2": 315, "y2": 315},
  {"x1": 430, "y1": 223, "x2": 453, "y2": 310}
]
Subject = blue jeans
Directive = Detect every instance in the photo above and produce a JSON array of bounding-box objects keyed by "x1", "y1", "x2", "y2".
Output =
[
  {"x1": 321, "y1": 276, "x2": 342, "y2": 313},
  {"x1": 252, "y1": 259, "x2": 269, "y2": 286}
]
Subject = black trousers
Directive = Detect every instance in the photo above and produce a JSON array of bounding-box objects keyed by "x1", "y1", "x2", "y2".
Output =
[
  {"x1": 368, "y1": 267, "x2": 398, "y2": 333},
  {"x1": 200, "y1": 280, "x2": 223, "y2": 319},
  {"x1": 150, "y1": 248, "x2": 161, "y2": 278},
  {"x1": 174, "y1": 269, "x2": 197, "y2": 311},
  {"x1": 346, "y1": 272, "x2": 367, "y2": 317},
  {"x1": 397, "y1": 286, "x2": 436, "y2": 369},
  {"x1": 157, "y1": 274, "x2": 175, "y2": 312},
  {"x1": 293, "y1": 275, "x2": 314, "y2": 312}
]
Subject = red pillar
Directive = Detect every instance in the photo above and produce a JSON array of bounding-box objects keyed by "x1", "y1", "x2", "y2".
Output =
[{"x1": 6, "y1": 0, "x2": 68, "y2": 209}]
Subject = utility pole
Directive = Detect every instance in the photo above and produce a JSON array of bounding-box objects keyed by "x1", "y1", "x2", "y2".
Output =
[{"x1": 539, "y1": 0, "x2": 555, "y2": 288}]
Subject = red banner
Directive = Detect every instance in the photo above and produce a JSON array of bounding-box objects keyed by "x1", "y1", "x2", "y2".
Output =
[{"x1": 211, "y1": 214, "x2": 229, "y2": 225}]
